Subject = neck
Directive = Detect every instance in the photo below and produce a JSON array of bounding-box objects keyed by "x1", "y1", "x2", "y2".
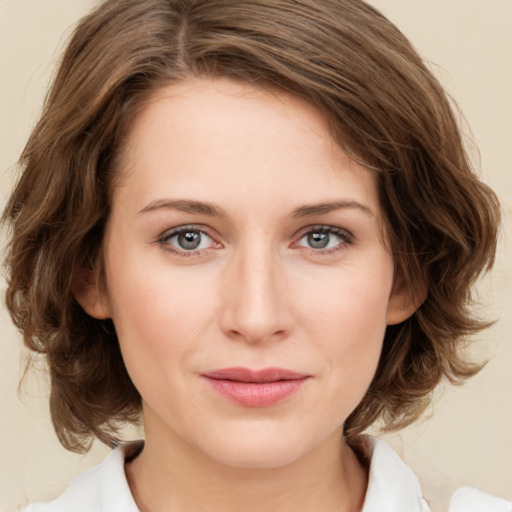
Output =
[{"x1": 125, "y1": 424, "x2": 368, "y2": 512}]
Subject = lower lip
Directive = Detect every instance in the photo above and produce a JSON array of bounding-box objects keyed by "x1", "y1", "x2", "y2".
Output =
[{"x1": 204, "y1": 377, "x2": 309, "y2": 407}]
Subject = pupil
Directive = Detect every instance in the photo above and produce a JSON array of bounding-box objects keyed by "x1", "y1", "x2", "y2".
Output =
[
  {"x1": 178, "y1": 231, "x2": 201, "y2": 250},
  {"x1": 308, "y1": 232, "x2": 329, "y2": 248}
]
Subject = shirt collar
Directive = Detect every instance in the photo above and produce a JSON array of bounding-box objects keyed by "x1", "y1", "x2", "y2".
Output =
[
  {"x1": 360, "y1": 436, "x2": 431, "y2": 512},
  {"x1": 99, "y1": 437, "x2": 431, "y2": 512}
]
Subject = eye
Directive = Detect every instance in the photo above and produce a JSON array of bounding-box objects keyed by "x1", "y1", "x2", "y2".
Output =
[
  {"x1": 159, "y1": 226, "x2": 215, "y2": 253},
  {"x1": 297, "y1": 227, "x2": 351, "y2": 252}
]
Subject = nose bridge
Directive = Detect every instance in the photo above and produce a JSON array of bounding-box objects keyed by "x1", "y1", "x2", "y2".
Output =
[{"x1": 220, "y1": 238, "x2": 291, "y2": 343}]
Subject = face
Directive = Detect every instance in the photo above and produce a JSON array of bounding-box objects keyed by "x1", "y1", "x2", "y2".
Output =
[{"x1": 80, "y1": 78, "x2": 414, "y2": 469}]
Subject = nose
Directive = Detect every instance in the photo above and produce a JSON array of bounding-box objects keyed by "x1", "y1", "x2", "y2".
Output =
[{"x1": 219, "y1": 244, "x2": 294, "y2": 344}]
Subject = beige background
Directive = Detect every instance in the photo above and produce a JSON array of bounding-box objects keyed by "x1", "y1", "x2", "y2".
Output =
[{"x1": 1, "y1": 0, "x2": 511, "y2": 510}]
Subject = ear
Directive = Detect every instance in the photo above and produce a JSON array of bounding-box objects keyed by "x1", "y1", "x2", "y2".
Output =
[
  {"x1": 72, "y1": 269, "x2": 112, "y2": 320},
  {"x1": 386, "y1": 274, "x2": 427, "y2": 326}
]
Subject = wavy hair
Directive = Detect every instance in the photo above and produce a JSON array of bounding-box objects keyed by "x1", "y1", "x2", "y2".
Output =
[{"x1": 3, "y1": 0, "x2": 499, "y2": 452}]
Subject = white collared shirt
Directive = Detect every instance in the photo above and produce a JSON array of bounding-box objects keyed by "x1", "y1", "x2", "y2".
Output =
[{"x1": 22, "y1": 437, "x2": 511, "y2": 512}]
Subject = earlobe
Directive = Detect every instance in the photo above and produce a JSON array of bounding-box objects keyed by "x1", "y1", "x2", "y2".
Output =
[
  {"x1": 72, "y1": 270, "x2": 112, "y2": 320},
  {"x1": 386, "y1": 277, "x2": 427, "y2": 326}
]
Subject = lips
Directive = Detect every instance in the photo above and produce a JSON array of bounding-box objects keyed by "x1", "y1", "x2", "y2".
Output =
[{"x1": 201, "y1": 367, "x2": 310, "y2": 407}]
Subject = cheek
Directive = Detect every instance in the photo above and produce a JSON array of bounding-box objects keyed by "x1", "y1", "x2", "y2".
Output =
[
  {"x1": 104, "y1": 249, "x2": 219, "y2": 392},
  {"x1": 299, "y1": 255, "x2": 393, "y2": 341},
  {"x1": 295, "y1": 257, "x2": 393, "y2": 398},
  {"x1": 112, "y1": 274, "x2": 213, "y2": 344}
]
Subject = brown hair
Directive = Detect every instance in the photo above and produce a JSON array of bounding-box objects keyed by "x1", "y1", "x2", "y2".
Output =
[{"x1": 3, "y1": 0, "x2": 500, "y2": 452}]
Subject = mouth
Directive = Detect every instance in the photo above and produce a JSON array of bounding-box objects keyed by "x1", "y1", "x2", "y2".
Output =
[{"x1": 201, "y1": 367, "x2": 310, "y2": 407}]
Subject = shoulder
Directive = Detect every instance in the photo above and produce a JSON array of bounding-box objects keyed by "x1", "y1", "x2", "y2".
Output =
[
  {"x1": 449, "y1": 486, "x2": 512, "y2": 512},
  {"x1": 21, "y1": 441, "x2": 142, "y2": 512},
  {"x1": 360, "y1": 436, "x2": 511, "y2": 512}
]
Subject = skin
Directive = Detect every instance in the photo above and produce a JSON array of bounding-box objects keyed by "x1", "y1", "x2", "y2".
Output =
[{"x1": 77, "y1": 78, "x2": 417, "y2": 512}]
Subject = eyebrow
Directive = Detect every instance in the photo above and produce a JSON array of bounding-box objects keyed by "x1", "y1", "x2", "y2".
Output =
[
  {"x1": 138, "y1": 198, "x2": 374, "y2": 218},
  {"x1": 138, "y1": 199, "x2": 226, "y2": 217},
  {"x1": 291, "y1": 200, "x2": 374, "y2": 218}
]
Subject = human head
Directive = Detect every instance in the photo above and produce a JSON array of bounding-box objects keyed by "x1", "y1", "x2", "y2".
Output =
[{"x1": 3, "y1": 0, "x2": 499, "y2": 452}]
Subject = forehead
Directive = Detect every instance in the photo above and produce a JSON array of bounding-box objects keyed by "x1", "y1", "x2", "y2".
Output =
[
  {"x1": 114, "y1": 78, "x2": 381, "y2": 219},
  {"x1": 123, "y1": 78, "x2": 342, "y2": 166}
]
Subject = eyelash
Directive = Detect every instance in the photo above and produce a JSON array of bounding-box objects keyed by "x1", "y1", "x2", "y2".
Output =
[
  {"x1": 156, "y1": 224, "x2": 354, "y2": 258},
  {"x1": 294, "y1": 225, "x2": 353, "y2": 255},
  {"x1": 157, "y1": 224, "x2": 217, "y2": 257}
]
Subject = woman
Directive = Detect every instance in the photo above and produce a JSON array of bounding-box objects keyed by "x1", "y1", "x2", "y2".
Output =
[{"x1": 3, "y1": 1, "x2": 510, "y2": 510}]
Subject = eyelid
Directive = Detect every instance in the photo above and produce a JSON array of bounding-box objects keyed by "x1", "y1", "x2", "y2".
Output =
[
  {"x1": 155, "y1": 223, "x2": 353, "y2": 257},
  {"x1": 156, "y1": 224, "x2": 221, "y2": 256},
  {"x1": 294, "y1": 224, "x2": 354, "y2": 241},
  {"x1": 158, "y1": 223, "x2": 209, "y2": 241},
  {"x1": 291, "y1": 224, "x2": 354, "y2": 253}
]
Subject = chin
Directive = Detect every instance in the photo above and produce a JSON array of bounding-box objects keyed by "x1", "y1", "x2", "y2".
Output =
[
  {"x1": 197, "y1": 423, "x2": 327, "y2": 470},
  {"x1": 213, "y1": 444, "x2": 306, "y2": 470}
]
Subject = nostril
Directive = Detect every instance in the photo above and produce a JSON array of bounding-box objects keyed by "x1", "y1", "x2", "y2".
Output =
[{"x1": 218, "y1": 259, "x2": 294, "y2": 343}]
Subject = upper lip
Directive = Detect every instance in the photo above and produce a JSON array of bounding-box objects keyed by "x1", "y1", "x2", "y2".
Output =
[{"x1": 202, "y1": 367, "x2": 309, "y2": 383}]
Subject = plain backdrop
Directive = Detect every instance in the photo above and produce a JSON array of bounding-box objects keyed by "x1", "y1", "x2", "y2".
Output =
[{"x1": 1, "y1": 1, "x2": 511, "y2": 510}]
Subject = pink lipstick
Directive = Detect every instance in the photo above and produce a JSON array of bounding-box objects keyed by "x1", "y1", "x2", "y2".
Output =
[{"x1": 201, "y1": 367, "x2": 309, "y2": 407}]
